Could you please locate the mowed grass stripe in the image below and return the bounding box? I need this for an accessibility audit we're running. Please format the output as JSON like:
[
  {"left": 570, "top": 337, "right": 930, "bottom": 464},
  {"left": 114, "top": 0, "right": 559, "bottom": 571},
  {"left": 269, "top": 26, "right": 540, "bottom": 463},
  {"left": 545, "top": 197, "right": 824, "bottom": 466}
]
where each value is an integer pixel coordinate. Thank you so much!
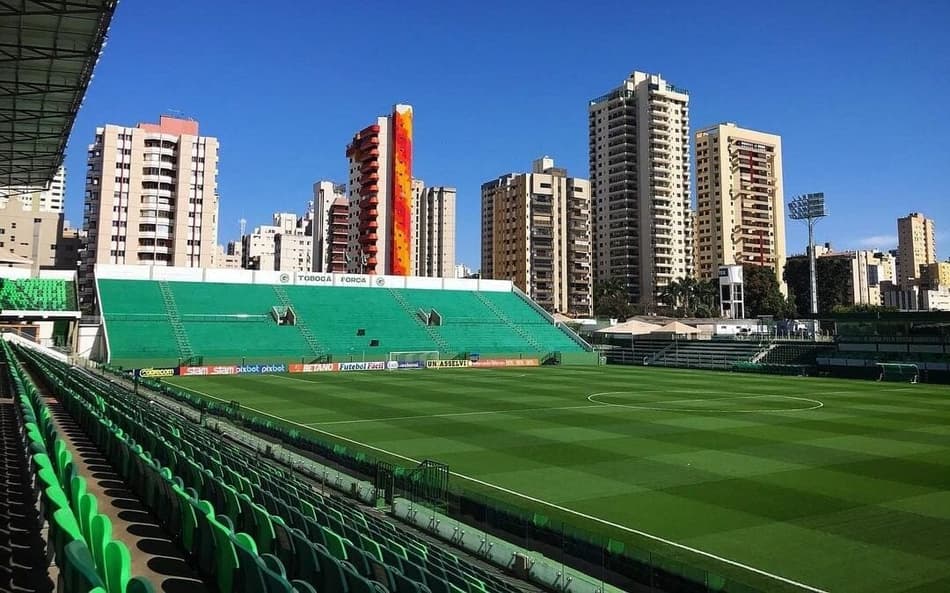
[{"left": 166, "top": 366, "right": 950, "bottom": 593}]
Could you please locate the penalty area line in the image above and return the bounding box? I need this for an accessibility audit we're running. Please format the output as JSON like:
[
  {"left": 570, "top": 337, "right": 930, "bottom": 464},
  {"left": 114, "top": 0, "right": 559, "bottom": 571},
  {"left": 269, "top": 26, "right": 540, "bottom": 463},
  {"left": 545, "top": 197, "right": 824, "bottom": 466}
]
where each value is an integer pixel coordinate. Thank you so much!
[{"left": 171, "top": 382, "right": 828, "bottom": 593}]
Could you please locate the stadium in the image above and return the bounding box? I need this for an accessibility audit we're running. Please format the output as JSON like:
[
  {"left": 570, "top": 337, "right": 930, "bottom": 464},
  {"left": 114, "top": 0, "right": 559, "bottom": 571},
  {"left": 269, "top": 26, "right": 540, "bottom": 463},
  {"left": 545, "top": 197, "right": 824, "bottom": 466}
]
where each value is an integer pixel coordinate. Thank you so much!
[
  {"left": 1, "top": 3, "right": 948, "bottom": 593},
  {"left": 2, "top": 264, "right": 949, "bottom": 593}
]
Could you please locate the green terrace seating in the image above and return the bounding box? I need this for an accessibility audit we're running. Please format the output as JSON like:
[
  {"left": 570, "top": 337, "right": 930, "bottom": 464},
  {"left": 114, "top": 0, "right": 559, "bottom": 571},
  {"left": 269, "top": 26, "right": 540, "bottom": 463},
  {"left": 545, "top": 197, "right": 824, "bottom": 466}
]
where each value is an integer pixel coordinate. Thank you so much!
[
  {"left": 758, "top": 343, "right": 833, "bottom": 366},
  {"left": 0, "top": 278, "right": 77, "bottom": 311},
  {"left": 2, "top": 342, "right": 152, "bottom": 593},
  {"left": 19, "top": 346, "right": 528, "bottom": 593},
  {"left": 98, "top": 279, "right": 586, "bottom": 366},
  {"left": 651, "top": 339, "right": 768, "bottom": 370}
]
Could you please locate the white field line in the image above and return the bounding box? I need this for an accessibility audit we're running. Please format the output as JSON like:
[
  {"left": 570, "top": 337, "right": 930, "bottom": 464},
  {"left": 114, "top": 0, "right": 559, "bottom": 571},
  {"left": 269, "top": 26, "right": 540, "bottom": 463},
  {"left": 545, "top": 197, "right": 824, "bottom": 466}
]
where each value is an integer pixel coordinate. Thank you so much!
[
  {"left": 588, "top": 392, "right": 825, "bottom": 413},
  {"left": 171, "top": 380, "right": 829, "bottom": 593},
  {"left": 307, "top": 404, "right": 604, "bottom": 426}
]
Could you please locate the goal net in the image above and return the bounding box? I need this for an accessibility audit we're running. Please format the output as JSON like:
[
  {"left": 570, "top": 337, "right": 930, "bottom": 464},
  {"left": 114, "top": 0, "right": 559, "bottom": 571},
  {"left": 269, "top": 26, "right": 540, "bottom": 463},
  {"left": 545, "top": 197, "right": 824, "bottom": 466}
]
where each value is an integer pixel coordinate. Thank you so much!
[
  {"left": 388, "top": 351, "right": 440, "bottom": 364},
  {"left": 876, "top": 362, "right": 919, "bottom": 383}
]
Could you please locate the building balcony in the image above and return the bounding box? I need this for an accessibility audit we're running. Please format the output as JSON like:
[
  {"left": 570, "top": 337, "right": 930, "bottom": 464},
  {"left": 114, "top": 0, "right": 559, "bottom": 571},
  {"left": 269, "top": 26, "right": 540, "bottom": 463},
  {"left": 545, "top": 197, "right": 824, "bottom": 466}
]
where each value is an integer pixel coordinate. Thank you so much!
[{"left": 359, "top": 184, "right": 379, "bottom": 197}]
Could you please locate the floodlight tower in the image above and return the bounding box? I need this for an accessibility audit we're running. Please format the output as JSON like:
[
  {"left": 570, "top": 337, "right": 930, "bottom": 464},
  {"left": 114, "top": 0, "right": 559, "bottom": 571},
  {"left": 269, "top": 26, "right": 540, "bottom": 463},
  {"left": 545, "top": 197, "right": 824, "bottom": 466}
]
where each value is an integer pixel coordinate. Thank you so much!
[{"left": 788, "top": 193, "right": 827, "bottom": 315}]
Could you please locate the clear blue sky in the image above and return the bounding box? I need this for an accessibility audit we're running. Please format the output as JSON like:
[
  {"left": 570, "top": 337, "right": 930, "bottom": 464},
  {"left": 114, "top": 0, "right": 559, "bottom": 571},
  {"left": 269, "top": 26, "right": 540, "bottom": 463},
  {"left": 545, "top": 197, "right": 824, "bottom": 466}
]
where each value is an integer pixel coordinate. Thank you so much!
[{"left": 64, "top": 0, "right": 950, "bottom": 268}]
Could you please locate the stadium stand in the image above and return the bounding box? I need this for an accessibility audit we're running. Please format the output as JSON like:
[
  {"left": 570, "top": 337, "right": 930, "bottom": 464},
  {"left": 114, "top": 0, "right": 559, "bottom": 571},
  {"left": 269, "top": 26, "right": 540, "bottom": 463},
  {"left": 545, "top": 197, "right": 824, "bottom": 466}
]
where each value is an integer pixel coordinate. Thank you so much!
[
  {"left": 757, "top": 342, "right": 834, "bottom": 366},
  {"left": 0, "top": 278, "right": 77, "bottom": 311},
  {"left": 15, "top": 343, "right": 539, "bottom": 593},
  {"left": 1, "top": 341, "right": 157, "bottom": 593},
  {"left": 98, "top": 279, "right": 587, "bottom": 367},
  {"left": 651, "top": 339, "right": 765, "bottom": 369}
]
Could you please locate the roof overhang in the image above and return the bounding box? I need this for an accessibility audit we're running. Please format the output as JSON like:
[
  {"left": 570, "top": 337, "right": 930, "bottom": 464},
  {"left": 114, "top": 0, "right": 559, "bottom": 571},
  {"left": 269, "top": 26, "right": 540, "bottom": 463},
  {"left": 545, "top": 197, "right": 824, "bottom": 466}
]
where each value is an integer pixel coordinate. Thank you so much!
[{"left": 0, "top": 0, "right": 118, "bottom": 187}]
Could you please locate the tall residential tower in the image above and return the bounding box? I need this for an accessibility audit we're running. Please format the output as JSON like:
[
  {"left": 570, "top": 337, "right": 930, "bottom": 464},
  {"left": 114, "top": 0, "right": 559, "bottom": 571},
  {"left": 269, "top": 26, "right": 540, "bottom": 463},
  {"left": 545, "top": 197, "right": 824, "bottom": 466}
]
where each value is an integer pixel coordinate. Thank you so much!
[
  {"left": 897, "top": 212, "right": 936, "bottom": 287},
  {"left": 694, "top": 123, "right": 785, "bottom": 286},
  {"left": 80, "top": 116, "right": 219, "bottom": 306},
  {"left": 589, "top": 71, "right": 692, "bottom": 306},
  {"left": 411, "top": 182, "right": 456, "bottom": 277},
  {"left": 345, "top": 104, "right": 413, "bottom": 275},
  {"left": 481, "top": 157, "right": 592, "bottom": 316}
]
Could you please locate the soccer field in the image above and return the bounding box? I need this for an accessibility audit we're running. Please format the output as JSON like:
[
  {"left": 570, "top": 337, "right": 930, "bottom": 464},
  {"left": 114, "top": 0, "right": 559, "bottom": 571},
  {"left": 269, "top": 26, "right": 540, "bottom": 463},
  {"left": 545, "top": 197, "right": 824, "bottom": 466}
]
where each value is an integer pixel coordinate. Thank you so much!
[{"left": 165, "top": 365, "right": 950, "bottom": 593}]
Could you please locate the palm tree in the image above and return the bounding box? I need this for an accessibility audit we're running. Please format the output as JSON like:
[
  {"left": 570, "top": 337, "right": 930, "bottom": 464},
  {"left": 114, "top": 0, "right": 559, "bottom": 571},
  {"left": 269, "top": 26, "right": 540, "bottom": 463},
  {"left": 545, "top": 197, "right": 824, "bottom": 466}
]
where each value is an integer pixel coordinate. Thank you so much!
[{"left": 658, "top": 279, "right": 684, "bottom": 314}]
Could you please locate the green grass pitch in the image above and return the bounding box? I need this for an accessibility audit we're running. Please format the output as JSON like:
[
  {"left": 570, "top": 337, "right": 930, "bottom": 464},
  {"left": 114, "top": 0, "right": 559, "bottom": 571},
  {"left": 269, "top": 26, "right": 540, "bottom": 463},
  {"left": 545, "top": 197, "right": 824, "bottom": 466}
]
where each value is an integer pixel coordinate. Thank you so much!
[{"left": 165, "top": 365, "right": 950, "bottom": 593}]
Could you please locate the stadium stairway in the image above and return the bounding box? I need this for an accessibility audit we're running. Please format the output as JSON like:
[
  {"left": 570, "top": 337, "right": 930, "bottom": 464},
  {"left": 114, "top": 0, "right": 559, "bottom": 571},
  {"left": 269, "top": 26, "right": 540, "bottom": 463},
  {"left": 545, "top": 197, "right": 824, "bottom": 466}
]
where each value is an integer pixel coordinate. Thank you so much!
[
  {"left": 388, "top": 289, "right": 450, "bottom": 352},
  {"left": 473, "top": 293, "right": 545, "bottom": 352},
  {"left": 272, "top": 286, "right": 326, "bottom": 359},
  {"left": 158, "top": 281, "right": 195, "bottom": 361},
  {"left": 17, "top": 345, "right": 538, "bottom": 593}
]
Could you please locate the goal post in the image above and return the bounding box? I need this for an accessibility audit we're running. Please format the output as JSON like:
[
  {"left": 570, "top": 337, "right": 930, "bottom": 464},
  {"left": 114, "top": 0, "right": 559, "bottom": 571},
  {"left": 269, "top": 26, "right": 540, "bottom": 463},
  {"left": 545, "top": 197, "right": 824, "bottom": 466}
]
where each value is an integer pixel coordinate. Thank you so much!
[
  {"left": 388, "top": 351, "right": 441, "bottom": 364},
  {"left": 876, "top": 362, "right": 919, "bottom": 383}
]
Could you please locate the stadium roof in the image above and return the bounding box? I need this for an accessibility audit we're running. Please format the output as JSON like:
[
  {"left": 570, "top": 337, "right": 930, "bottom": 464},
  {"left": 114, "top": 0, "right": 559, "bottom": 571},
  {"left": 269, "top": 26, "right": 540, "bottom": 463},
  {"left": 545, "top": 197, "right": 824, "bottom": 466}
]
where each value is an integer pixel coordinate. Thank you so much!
[{"left": 0, "top": 0, "right": 117, "bottom": 187}]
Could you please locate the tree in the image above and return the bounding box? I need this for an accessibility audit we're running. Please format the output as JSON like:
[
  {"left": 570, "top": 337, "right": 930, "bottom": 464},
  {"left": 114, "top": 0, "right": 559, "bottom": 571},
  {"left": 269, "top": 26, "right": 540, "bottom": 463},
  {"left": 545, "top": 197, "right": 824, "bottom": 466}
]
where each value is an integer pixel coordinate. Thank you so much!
[
  {"left": 784, "top": 256, "right": 853, "bottom": 316},
  {"left": 693, "top": 279, "right": 719, "bottom": 318},
  {"left": 658, "top": 277, "right": 719, "bottom": 317},
  {"left": 743, "top": 264, "right": 795, "bottom": 318},
  {"left": 594, "top": 278, "right": 637, "bottom": 320}
]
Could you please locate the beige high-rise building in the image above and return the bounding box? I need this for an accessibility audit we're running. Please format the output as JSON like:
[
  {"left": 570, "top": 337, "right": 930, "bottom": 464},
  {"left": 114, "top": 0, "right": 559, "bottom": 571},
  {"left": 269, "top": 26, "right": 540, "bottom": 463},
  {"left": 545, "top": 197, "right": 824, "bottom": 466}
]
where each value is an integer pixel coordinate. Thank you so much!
[
  {"left": 80, "top": 116, "right": 219, "bottom": 306},
  {"left": 695, "top": 123, "right": 786, "bottom": 287},
  {"left": 897, "top": 212, "right": 936, "bottom": 286},
  {"left": 410, "top": 182, "right": 456, "bottom": 277},
  {"left": 589, "top": 71, "right": 692, "bottom": 306},
  {"left": 481, "top": 157, "right": 592, "bottom": 316},
  {"left": 0, "top": 166, "right": 68, "bottom": 272},
  {"left": 311, "top": 180, "right": 346, "bottom": 272}
]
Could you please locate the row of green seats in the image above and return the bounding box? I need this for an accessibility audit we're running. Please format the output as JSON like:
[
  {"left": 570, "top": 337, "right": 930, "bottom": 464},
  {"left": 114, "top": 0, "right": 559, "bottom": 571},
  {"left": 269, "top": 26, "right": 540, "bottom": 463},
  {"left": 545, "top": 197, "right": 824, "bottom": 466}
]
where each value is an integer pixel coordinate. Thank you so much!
[
  {"left": 21, "top": 347, "right": 322, "bottom": 593},
  {"left": 0, "top": 278, "right": 76, "bottom": 310},
  {"left": 3, "top": 342, "right": 152, "bottom": 593},
  {"left": 119, "top": 367, "right": 520, "bottom": 593},
  {"left": 80, "top": 355, "right": 517, "bottom": 593}
]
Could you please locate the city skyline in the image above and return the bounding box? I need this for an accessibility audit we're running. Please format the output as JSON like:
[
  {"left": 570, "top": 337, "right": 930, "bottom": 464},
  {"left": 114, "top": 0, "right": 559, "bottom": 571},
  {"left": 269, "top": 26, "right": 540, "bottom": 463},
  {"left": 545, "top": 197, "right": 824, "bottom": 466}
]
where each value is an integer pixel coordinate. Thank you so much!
[{"left": 59, "top": 0, "right": 950, "bottom": 271}]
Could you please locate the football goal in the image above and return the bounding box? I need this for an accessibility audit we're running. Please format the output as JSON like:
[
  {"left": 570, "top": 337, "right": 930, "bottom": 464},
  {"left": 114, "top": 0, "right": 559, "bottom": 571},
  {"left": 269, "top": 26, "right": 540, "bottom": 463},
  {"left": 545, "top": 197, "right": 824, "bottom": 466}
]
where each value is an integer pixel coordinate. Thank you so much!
[
  {"left": 388, "top": 351, "right": 440, "bottom": 364},
  {"left": 876, "top": 362, "right": 919, "bottom": 383}
]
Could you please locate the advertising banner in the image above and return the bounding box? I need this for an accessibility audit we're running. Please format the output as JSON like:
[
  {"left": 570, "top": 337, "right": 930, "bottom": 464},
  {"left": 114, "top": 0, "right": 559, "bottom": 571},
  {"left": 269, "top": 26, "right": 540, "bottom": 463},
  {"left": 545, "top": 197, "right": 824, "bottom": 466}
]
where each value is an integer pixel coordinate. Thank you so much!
[
  {"left": 178, "top": 365, "right": 238, "bottom": 376},
  {"left": 339, "top": 361, "right": 386, "bottom": 372},
  {"left": 234, "top": 363, "right": 287, "bottom": 375},
  {"left": 397, "top": 360, "right": 425, "bottom": 370},
  {"left": 135, "top": 367, "right": 179, "bottom": 379},
  {"left": 288, "top": 363, "right": 339, "bottom": 373},
  {"left": 425, "top": 359, "right": 472, "bottom": 369},
  {"left": 294, "top": 273, "right": 334, "bottom": 286},
  {"left": 471, "top": 358, "right": 540, "bottom": 368}
]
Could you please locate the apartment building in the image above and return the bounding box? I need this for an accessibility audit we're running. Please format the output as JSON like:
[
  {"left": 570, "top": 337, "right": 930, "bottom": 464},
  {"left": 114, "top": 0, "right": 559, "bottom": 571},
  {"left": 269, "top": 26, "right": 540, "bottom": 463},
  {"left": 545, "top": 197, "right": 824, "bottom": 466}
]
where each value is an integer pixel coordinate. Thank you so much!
[
  {"left": 241, "top": 212, "right": 312, "bottom": 272},
  {"left": 311, "top": 180, "right": 346, "bottom": 272},
  {"left": 0, "top": 166, "right": 68, "bottom": 271},
  {"left": 896, "top": 212, "right": 936, "bottom": 286},
  {"left": 80, "top": 115, "right": 219, "bottom": 306},
  {"left": 481, "top": 157, "right": 592, "bottom": 316},
  {"left": 411, "top": 183, "right": 456, "bottom": 277},
  {"left": 345, "top": 104, "right": 413, "bottom": 275},
  {"left": 694, "top": 123, "right": 786, "bottom": 287},
  {"left": 324, "top": 197, "right": 349, "bottom": 272},
  {"left": 589, "top": 71, "right": 692, "bottom": 306}
]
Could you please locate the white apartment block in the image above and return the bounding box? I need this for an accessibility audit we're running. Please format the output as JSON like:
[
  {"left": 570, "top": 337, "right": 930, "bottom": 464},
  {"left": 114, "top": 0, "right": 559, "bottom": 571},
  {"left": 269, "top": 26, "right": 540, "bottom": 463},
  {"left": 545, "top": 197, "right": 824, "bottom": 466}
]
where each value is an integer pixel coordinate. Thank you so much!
[
  {"left": 80, "top": 116, "right": 219, "bottom": 307},
  {"left": 242, "top": 212, "right": 311, "bottom": 272},
  {"left": 695, "top": 123, "right": 786, "bottom": 287},
  {"left": 312, "top": 180, "right": 346, "bottom": 272},
  {"left": 0, "top": 165, "right": 65, "bottom": 213},
  {"left": 589, "top": 71, "right": 692, "bottom": 306},
  {"left": 411, "top": 182, "right": 456, "bottom": 278},
  {"left": 481, "top": 157, "right": 592, "bottom": 316}
]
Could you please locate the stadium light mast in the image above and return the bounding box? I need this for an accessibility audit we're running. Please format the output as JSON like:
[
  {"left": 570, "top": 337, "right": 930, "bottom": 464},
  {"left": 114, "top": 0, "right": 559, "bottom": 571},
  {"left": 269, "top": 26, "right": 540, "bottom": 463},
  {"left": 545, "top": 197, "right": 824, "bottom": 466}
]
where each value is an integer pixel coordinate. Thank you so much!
[{"left": 788, "top": 193, "right": 827, "bottom": 315}]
